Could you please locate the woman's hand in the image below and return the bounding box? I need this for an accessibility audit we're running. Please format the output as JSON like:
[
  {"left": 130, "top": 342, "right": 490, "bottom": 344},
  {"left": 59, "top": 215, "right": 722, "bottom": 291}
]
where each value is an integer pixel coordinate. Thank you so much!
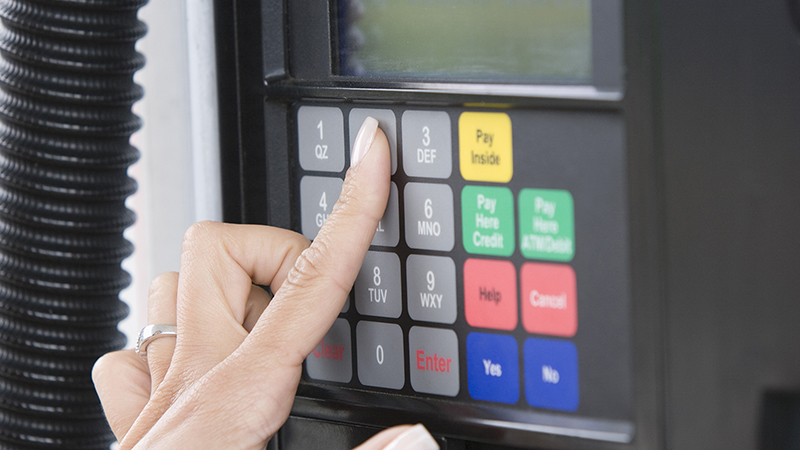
[{"left": 92, "top": 118, "right": 438, "bottom": 449}]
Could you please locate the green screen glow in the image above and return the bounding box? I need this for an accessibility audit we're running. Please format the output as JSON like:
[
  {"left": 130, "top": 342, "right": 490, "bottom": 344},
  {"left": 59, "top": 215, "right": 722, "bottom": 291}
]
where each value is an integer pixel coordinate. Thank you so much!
[{"left": 340, "top": 0, "right": 592, "bottom": 82}]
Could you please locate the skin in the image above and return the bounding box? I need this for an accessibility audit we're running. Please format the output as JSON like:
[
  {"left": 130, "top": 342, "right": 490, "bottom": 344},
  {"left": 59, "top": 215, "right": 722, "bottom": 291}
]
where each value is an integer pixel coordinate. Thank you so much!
[{"left": 92, "top": 127, "right": 411, "bottom": 449}]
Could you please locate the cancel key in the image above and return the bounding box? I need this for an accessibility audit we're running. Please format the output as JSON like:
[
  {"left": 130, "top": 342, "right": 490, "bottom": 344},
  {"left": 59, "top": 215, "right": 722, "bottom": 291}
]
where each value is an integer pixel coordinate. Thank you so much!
[{"left": 409, "top": 327, "right": 459, "bottom": 397}]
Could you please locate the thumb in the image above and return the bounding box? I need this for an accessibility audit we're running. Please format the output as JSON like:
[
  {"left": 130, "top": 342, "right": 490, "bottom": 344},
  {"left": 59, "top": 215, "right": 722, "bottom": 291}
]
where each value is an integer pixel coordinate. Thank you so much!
[{"left": 354, "top": 424, "right": 439, "bottom": 450}]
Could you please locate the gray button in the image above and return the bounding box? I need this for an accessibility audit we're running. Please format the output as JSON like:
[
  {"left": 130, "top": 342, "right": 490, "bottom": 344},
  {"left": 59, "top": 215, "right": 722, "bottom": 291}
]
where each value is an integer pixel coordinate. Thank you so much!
[
  {"left": 404, "top": 182, "right": 455, "bottom": 251},
  {"left": 354, "top": 251, "right": 402, "bottom": 318},
  {"left": 298, "top": 106, "right": 345, "bottom": 172},
  {"left": 300, "top": 176, "right": 343, "bottom": 240},
  {"left": 342, "top": 296, "right": 350, "bottom": 313},
  {"left": 372, "top": 182, "right": 399, "bottom": 247},
  {"left": 349, "top": 108, "right": 397, "bottom": 175},
  {"left": 402, "top": 111, "right": 452, "bottom": 178},
  {"left": 306, "top": 318, "right": 352, "bottom": 383},
  {"left": 356, "top": 321, "right": 405, "bottom": 390},
  {"left": 406, "top": 255, "right": 457, "bottom": 324},
  {"left": 409, "top": 326, "right": 459, "bottom": 397}
]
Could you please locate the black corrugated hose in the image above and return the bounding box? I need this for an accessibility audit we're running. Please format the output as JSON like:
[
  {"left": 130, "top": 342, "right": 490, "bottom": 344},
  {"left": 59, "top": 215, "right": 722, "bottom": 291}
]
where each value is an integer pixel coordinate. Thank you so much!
[{"left": 0, "top": 0, "right": 147, "bottom": 448}]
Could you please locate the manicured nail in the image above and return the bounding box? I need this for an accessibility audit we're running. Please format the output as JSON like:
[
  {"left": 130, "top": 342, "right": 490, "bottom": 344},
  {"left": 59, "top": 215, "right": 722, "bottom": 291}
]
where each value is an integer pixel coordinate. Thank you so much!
[
  {"left": 351, "top": 116, "right": 379, "bottom": 167},
  {"left": 383, "top": 424, "right": 439, "bottom": 450}
]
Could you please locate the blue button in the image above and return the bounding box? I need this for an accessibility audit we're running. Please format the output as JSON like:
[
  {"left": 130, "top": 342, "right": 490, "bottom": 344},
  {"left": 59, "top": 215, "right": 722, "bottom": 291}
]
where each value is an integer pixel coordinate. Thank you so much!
[
  {"left": 467, "top": 332, "right": 519, "bottom": 404},
  {"left": 523, "top": 338, "right": 579, "bottom": 411}
]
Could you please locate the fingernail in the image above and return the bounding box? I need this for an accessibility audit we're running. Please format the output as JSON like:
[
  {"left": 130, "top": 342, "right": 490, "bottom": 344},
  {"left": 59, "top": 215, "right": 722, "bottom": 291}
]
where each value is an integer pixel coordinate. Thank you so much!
[
  {"left": 383, "top": 424, "right": 439, "bottom": 450},
  {"left": 351, "top": 116, "right": 379, "bottom": 167}
]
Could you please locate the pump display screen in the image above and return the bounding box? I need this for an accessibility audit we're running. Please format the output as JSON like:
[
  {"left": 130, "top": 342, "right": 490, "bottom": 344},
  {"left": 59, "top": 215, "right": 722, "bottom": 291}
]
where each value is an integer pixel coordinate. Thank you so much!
[{"left": 338, "top": 0, "right": 592, "bottom": 82}]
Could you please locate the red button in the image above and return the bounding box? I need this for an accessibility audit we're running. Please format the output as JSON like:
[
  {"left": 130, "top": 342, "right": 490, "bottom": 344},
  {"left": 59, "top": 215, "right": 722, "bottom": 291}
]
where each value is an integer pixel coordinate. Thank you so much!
[
  {"left": 520, "top": 263, "right": 577, "bottom": 337},
  {"left": 464, "top": 259, "right": 518, "bottom": 330}
]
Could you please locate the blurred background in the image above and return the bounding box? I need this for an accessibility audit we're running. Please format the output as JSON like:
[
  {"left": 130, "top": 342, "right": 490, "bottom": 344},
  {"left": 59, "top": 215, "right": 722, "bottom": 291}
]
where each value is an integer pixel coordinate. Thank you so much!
[{"left": 120, "top": 0, "right": 220, "bottom": 345}]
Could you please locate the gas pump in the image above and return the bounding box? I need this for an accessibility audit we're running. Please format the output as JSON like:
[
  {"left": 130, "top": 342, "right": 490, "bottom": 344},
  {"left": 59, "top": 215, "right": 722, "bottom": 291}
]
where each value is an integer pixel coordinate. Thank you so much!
[{"left": 209, "top": 0, "right": 800, "bottom": 449}]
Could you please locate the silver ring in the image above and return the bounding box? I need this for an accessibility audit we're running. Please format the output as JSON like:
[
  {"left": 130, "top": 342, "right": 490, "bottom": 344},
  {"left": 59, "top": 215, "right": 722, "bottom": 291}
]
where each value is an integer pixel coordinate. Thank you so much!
[{"left": 135, "top": 324, "right": 177, "bottom": 361}]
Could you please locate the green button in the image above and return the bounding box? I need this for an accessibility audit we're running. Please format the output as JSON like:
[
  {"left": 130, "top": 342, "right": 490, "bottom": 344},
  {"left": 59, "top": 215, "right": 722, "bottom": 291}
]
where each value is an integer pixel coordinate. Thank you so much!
[
  {"left": 461, "top": 186, "right": 515, "bottom": 256},
  {"left": 519, "top": 189, "right": 575, "bottom": 261}
]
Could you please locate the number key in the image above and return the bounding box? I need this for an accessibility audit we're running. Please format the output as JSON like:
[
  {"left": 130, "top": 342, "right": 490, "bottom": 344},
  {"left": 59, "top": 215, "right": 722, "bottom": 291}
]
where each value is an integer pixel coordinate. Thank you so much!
[
  {"left": 349, "top": 108, "right": 398, "bottom": 175},
  {"left": 300, "top": 176, "right": 343, "bottom": 240},
  {"left": 406, "top": 255, "right": 457, "bottom": 324},
  {"left": 354, "top": 251, "right": 402, "bottom": 318},
  {"left": 404, "top": 182, "right": 455, "bottom": 251},
  {"left": 356, "top": 321, "right": 405, "bottom": 389},
  {"left": 402, "top": 110, "right": 452, "bottom": 178},
  {"left": 298, "top": 106, "right": 345, "bottom": 172}
]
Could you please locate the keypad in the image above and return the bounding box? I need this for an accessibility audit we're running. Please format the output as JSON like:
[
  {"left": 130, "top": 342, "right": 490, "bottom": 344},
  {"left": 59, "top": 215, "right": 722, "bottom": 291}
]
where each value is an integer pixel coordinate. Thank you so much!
[{"left": 298, "top": 105, "right": 582, "bottom": 412}]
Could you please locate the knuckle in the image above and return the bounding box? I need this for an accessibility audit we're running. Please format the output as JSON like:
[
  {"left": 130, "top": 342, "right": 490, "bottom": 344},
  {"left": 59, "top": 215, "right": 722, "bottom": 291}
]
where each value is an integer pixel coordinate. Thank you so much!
[
  {"left": 286, "top": 245, "right": 326, "bottom": 289},
  {"left": 287, "top": 230, "right": 311, "bottom": 253},
  {"left": 181, "top": 221, "right": 223, "bottom": 253},
  {"left": 91, "top": 354, "right": 109, "bottom": 384},
  {"left": 148, "top": 272, "right": 178, "bottom": 298},
  {"left": 92, "top": 351, "right": 124, "bottom": 384},
  {"left": 286, "top": 243, "right": 350, "bottom": 297}
]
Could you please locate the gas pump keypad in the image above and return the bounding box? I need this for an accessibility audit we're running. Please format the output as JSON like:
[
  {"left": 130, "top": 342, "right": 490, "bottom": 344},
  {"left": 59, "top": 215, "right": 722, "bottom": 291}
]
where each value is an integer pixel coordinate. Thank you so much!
[{"left": 296, "top": 105, "right": 626, "bottom": 416}]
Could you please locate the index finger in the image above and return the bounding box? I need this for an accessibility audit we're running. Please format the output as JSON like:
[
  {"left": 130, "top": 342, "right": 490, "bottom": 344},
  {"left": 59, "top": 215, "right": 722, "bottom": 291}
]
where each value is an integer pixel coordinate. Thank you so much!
[{"left": 249, "top": 116, "right": 390, "bottom": 365}]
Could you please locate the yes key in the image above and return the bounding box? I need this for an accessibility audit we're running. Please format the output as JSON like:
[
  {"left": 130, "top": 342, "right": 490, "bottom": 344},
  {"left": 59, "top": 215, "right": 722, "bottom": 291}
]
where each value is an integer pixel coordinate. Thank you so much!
[{"left": 467, "top": 332, "right": 520, "bottom": 404}]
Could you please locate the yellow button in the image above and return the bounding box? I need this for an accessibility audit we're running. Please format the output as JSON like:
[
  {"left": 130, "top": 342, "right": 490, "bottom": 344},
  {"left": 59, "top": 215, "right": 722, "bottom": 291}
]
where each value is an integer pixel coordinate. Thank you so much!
[{"left": 459, "top": 112, "right": 513, "bottom": 183}]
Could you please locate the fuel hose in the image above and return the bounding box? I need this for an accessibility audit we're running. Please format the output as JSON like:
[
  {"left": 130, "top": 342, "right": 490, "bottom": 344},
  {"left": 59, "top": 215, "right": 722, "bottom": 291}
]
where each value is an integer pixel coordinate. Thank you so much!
[{"left": 0, "top": 0, "right": 147, "bottom": 448}]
